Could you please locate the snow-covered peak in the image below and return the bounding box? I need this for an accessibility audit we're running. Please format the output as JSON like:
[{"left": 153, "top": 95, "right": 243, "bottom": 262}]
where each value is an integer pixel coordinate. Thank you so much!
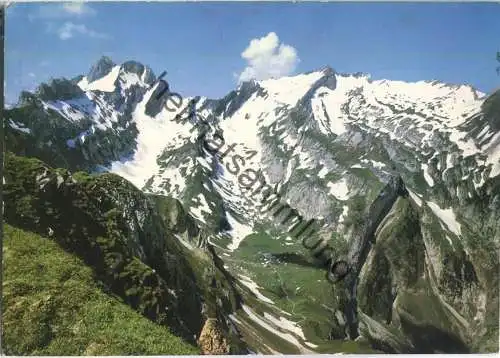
[
  {"left": 245, "top": 65, "right": 485, "bottom": 118},
  {"left": 120, "top": 60, "right": 156, "bottom": 86},
  {"left": 78, "top": 65, "right": 121, "bottom": 92},
  {"left": 86, "top": 56, "right": 115, "bottom": 83},
  {"left": 257, "top": 68, "right": 334, "bottom": 106},
  {"left": 78, "top": 57, "right": 156, "bottom": 93}
]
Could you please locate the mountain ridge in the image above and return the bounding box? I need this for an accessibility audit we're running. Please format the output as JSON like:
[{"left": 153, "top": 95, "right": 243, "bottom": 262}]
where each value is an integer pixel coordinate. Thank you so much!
[{"left": 4, "top": 56, "right": 499, "bottom": 354}]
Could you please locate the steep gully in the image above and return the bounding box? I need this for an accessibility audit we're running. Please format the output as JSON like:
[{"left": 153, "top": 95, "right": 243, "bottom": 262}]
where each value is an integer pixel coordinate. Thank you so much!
[{"left": 342, "top": 174, "right": 410, "bottom": 339}]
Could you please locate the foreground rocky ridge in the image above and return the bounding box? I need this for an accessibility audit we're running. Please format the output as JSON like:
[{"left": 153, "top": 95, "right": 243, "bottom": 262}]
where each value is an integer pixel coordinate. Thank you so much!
[{"left": 3, "top": 152, "right": 248, "bottom": 354}]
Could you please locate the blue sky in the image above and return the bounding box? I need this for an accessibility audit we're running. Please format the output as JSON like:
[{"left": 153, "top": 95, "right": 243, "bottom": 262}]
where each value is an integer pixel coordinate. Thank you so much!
[{"left": 6, "top": 2, "right": 500, "bottom": 105}]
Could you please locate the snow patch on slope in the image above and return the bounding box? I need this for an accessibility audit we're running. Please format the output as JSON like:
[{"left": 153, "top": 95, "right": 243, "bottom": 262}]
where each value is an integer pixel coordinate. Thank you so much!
[
  {"left": 427, "top": 201, "right": 462, "bottom": 236},
  {"left": 481, "top": 131, "right": 500, "bottom": 178},
  {"left": 327, "top": 177, "right": 350, "bottom": 200},
  {"left": 259, "top": 71, "right": 325, "bottom": 106},
  {"left": 240, "top": 305, "right": 313, "bottom": 353},
  {"left": 226, "top": 212, "right": 254, "bottom": 251},
  {"left": 262, "top": 312, "right": 318, "bottom": 348},
  {"left": 238, "top": 274, "right": 275, "bottom": 304},
  {"left": 421, "top": 163, "right": 435, "bottom": 187},
  {"left": 78, "top": 65, "right": 121, "bottom": 92},
  {"left": 311, "top": 74, "right": 368, "bottom": 136},
  {"left": 408, "top": 189, "right": 423, "bottom": 207},
  {"left": 190, "top": 193, "right": 212, "bottom": 224},
  {"left": 8, "top": 119, "right": 31, "bottom": 134},
  {"left": 109, "top": 86, "right": 194, "bottom": 189}
]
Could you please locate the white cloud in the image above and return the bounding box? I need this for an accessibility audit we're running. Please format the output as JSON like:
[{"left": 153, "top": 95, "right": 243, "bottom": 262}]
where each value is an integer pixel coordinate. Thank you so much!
[
  {"left": 29, "top": 2, "right": 96, "bottom": 21},
  {"left": 28, "top": 72, "right": 36, "bottom": 78},
  {"left": 237, "top": 32, "right": 300, "bottom": 83},
  {"left": 61, "top": 2, "right": 96, "bottom": 16},
  {"left": 58, "top": 22, "right": 109, "bottom": 40}
]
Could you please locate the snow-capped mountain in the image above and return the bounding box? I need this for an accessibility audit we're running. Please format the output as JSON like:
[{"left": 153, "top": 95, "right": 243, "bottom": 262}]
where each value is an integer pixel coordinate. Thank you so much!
[
  {"left": 6, "top": 56, "right": 156, "bottom": 172},
  {"left": 117, "top": 65, "right": 498, "bottom": 249},
  {"left": 6, "top": 56, "right": 499, "bottom": 353}
]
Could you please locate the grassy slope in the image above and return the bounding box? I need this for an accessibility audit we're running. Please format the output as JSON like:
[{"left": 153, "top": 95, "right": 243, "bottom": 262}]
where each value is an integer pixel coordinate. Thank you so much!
[{"left": 2, "top": 224, "right": 200, "bottom": 355}]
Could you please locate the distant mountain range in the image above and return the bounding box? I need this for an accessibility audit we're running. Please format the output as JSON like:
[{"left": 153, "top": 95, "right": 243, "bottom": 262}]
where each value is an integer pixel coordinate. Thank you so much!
[{"left": 4, "top": 55, "right": 499, "bottom": 354}]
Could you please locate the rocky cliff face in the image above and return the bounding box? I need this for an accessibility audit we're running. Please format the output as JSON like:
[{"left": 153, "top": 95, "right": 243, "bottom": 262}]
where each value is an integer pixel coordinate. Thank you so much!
[
  {"left": 198, "top": 318, "right": 230, "bottom": 354},
  {"left": 4, "top": 56, "right": 499, "bottom": 354},
  {"left": 86, "top": 56, "right": 116, "bottom": 83}
]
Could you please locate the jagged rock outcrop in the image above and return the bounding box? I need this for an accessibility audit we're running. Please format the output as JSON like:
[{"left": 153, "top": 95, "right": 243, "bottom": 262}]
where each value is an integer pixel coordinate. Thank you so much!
[
  {"left": 481, "top": 89, "right": 500, "bottom": 131},
  {"left": 214, "top": 80, "right": 266, "bottom": 119},
  {"left": 36, "top": 78, "right": 85, "bottom": 101},
  {"left": 122, "top": 60, "right": 156, "bottom": 85},
  {"left": 198, "top": 318, "right": 230, "bottom": 355},
  {"left": 87, "top": 56, "right": 115, "bottom": 83}
]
